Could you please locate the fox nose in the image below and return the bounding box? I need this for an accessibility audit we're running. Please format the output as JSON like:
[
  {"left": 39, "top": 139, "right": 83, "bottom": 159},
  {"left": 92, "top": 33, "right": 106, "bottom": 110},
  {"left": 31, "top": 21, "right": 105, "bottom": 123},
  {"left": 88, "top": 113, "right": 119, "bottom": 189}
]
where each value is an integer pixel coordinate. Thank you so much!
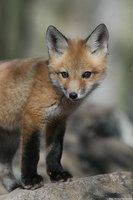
[{"left": 69, "top": 92, "right": 78, "bottom": 100}]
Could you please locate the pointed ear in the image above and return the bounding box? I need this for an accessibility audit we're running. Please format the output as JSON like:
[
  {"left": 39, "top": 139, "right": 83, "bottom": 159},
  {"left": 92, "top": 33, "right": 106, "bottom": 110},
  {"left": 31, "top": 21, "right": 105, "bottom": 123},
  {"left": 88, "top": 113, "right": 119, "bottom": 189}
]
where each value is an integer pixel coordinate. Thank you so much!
[
  {"left": 46, "top": 25, "right": 68, "bottom": 56},
  {"left": 86, "top": 24, "right": 109, "bottom": 55}
]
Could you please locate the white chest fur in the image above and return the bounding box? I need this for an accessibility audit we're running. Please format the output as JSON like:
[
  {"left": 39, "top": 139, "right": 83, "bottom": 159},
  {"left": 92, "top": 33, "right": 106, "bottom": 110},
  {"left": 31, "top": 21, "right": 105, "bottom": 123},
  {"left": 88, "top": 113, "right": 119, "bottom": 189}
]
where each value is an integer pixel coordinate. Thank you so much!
[
  {"left": 45, "top": 104, "right": 62, "bottom": 119},
  {"left": 45, "top": 98, "right": 81, "bottom": 120}
]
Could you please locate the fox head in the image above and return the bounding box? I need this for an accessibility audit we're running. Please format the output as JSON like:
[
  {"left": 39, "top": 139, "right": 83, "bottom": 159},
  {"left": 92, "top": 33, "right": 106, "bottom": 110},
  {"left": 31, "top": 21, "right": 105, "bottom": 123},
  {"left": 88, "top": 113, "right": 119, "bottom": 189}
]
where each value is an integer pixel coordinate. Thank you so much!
[{"left": 46, "top": 24, "right": 109, "bottom": 101}]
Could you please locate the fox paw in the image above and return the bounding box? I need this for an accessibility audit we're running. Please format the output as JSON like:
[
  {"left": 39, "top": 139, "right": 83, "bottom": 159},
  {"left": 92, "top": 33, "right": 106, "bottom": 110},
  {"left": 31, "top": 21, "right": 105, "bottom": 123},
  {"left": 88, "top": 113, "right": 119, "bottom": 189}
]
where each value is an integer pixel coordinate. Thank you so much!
[
  {"left": 49, "top": 171, "right": 72, "bottom": 182},
  {"left": 21, "top": 175, "right": 43, "bottom": 190}
]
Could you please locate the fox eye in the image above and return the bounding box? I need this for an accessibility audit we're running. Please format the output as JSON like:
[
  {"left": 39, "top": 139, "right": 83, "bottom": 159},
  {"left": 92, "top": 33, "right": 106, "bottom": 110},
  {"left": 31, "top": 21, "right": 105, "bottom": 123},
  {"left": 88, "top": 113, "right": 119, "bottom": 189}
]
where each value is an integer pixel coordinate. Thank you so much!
[
  {"left": 60, "top": 71, "right": 69, "bottom": 78},
  {"left": 82, "top": 71, "right": 92, "bottom": 79}
]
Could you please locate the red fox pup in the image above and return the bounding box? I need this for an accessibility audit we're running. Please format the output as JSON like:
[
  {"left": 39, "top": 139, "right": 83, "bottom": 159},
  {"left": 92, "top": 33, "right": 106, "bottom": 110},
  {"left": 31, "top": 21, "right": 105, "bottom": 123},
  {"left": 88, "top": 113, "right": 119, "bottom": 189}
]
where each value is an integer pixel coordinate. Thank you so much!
[{"left": 0, "top": 24, "right": 109, "bottom": 191}]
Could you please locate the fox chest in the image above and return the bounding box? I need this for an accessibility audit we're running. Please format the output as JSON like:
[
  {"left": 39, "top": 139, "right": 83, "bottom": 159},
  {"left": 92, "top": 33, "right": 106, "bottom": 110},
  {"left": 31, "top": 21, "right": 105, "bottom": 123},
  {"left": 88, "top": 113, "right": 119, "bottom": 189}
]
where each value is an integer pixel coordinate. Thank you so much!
[{"left": 44, "top": 101, "right": 78, "bottom": 120}]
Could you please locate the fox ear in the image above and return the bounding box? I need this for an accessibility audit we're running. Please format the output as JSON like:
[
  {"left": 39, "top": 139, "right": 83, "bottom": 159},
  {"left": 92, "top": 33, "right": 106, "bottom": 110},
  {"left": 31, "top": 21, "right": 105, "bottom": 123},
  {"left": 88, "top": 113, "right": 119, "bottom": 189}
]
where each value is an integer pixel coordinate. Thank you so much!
[
  {"left": 86, "top": 24, "right": 109, "bottom": 55},
  {"left": 46, "top": 26, "right": 68, "bottom": 56}
]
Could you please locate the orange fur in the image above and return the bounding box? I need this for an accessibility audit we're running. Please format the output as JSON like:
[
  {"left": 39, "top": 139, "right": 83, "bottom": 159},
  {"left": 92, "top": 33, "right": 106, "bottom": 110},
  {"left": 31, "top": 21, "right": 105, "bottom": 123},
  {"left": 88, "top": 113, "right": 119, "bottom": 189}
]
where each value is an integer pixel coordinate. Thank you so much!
[
  {"left": 0, "top": 39, "right": 107, "bottom": 135},
  {"left": 0, "top": 24, "right": 109, "bottom": 189}
]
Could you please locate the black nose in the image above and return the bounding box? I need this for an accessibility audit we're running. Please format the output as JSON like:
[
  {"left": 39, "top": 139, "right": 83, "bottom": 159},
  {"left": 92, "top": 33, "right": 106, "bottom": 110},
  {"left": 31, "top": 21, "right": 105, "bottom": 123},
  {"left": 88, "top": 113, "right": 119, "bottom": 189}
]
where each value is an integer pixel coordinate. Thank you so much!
[{"left": 69, "top": 92, "right": 78, "bottom": 100}]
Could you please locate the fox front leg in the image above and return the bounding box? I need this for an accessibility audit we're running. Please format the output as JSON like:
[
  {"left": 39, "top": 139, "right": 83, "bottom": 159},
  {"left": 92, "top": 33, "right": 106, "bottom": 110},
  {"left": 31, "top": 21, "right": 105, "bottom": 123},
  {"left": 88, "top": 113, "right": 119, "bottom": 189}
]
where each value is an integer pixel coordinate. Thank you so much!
[
  {"left": 45, "top": 121, "right": 72, "bottom": 182},
  {"left": 21, "top": 125, "right": 43, "bottom": 189}
]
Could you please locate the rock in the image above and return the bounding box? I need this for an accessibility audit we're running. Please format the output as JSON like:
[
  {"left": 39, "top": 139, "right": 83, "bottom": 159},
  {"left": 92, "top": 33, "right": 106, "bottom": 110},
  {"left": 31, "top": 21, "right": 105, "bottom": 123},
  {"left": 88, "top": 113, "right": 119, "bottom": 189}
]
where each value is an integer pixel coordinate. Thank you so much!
[{"left": 0, "top": 171, "right": 133, "bottom": 200}]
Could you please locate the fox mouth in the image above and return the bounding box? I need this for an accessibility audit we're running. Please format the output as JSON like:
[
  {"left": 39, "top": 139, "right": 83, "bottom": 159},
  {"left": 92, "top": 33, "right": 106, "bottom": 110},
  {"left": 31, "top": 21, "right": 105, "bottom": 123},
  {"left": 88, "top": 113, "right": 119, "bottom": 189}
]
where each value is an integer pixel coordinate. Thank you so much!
[{"left": 68, "top": 98, "right": 79, "bottom": 102}]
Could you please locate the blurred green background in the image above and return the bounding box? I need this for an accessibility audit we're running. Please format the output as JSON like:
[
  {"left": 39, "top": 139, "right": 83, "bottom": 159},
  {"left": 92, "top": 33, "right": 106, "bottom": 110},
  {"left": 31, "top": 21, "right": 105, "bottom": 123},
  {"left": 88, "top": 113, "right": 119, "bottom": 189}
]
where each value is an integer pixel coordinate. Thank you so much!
[{"left": 0, "top": 0, "right": 133, "bottom": 119}]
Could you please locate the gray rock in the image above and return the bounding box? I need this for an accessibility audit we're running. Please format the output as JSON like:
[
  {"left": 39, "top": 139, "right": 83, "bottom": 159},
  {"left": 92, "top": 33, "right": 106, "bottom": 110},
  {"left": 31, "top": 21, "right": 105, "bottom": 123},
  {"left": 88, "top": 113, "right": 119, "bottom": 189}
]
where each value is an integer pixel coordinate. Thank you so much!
[{"left": 0, "top": 171, "right": 133, "bottom": 200}]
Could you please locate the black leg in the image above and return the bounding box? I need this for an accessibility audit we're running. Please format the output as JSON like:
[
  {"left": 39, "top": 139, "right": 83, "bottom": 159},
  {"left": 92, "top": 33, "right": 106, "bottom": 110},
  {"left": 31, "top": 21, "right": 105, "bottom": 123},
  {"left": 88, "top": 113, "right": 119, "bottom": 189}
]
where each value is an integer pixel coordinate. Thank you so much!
[
  {"left": 21, "top": 129, "right": 43, "bottom": 189},
  {"left": 45, "top": 122, "right": 72, "bottom": 182}
]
